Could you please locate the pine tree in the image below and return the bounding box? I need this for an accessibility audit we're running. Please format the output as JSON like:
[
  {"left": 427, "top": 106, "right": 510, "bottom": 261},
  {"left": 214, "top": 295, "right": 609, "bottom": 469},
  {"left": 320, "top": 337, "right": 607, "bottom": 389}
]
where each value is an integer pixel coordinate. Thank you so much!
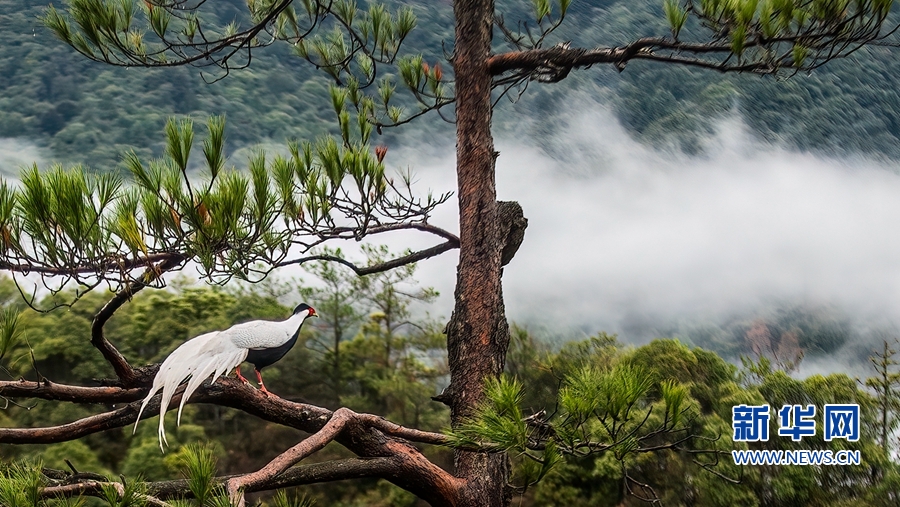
[{"left": 2, "top": 0, "right": 898, "bottom": 505}]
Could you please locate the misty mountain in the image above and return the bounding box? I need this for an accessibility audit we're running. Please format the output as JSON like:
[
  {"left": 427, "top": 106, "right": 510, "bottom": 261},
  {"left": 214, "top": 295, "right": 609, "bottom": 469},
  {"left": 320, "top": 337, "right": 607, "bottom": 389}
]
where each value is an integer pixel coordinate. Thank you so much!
[{"left": 3, "top": 0, "right": 900, "bottom": 169}]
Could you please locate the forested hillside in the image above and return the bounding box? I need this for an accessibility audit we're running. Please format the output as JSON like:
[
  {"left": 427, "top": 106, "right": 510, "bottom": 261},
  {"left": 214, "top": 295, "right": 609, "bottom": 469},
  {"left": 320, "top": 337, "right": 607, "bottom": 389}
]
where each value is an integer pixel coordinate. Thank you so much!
[
  {"left": 1, "top": 268, "right": 898, "bottom": 506},
  {"left": 3, "top": 0, "right": 900, "bottom": 505},
  {"left": 3, "top": 0, "right": 900, "bottom": 171}
]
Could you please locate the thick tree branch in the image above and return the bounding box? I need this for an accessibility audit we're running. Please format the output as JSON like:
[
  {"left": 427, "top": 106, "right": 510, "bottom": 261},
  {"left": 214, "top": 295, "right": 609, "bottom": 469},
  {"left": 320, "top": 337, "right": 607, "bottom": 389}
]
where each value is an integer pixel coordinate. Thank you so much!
[
  {"left": 148, "top": 457, "right": 398, "bottom": 498},
  {"left": 42, "top": 457, "right": 433, "bottom": 504},
  {"left": 487, "top": 38, "right": 773, "bottom": 79},
  {"left": 222, "top": 407, "right": 452, "bottom": 505},
  {"left": 0, "top": 379, "right": 323, "bottom": 445},
  {"left": 226, "top": 407, "right": 355, "bottom": 506},
  {"left": 0, "top": 397, "right": 151, "bottom": 444},
  {"left": 7, "top": 378, "right": 461, "bottom": 505},
  {"left": 42, "top": 481, "right": 171, "bottom": 507},
  {"left": 90, "top": 254, "right": 185, "bottom": 386},
  {"left": 0, "top": 252, "right": 178, "bottom": 276},
  {"left": 0, "top": 379, "right": 144, "bottom": 404},
  {"left": 488, "top": 42, "right": 644, "bottom": 76},
  {"left": 487, "top": 29, "right": 894, "bottom": 80},
  {"left": 0, "top": 379, "right": 449, "bottom": 447}
]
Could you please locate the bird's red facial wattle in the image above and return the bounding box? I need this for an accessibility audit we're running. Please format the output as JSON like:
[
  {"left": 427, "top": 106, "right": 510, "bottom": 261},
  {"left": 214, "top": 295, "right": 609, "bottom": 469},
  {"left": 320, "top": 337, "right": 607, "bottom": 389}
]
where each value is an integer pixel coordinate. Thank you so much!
[{"left": 308, "top": 307, "right": 317, "bottom": 317}]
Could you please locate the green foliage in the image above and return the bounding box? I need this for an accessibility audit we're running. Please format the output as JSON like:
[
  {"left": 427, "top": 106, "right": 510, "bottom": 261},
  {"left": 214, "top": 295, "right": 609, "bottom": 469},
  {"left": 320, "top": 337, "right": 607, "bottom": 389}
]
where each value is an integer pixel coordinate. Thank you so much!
[
  {"left": 0, "top": 109, "right": 447, "bottom": 296},
  {"left": 448, "top": 376, "right": 526, "bottom": 450},
  {"left": 99, "top": 478, "right": 149, "bottom": 507},
  {"left": 3, "top": 0, "right": 900, "bottom": 171},
  {"left": 0, "top": 461, "right": 44, "bottom": 507},
  {"left": 0, "top": 304, "right": 21, "bottom": 362},
  {"left": 177, "top": 443, "right": 227, "bottom": 506},
  {"left": 1, "top": 279, "right": 899, "bottom": 506},
  {"left": 0, "top": 249, "right": 448, "bottom": 506},
  {"left": 267, "top": 490, "right": 316, "bottom": 507},
  {"left": 489, "top": 329, "right": 899, "bottom": 506},
  {"left": 451, "top": 350, "right": 705, "bottom": 497},
  {"left": 663, "top": 0, "right": 688, "bottom": 37}
]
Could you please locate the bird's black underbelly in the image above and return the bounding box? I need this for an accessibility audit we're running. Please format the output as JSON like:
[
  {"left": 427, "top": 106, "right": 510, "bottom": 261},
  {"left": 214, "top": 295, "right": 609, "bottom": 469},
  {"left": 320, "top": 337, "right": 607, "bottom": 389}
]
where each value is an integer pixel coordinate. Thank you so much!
[{"left": 245, "top": 331, "right": 299, "bottom": 370}]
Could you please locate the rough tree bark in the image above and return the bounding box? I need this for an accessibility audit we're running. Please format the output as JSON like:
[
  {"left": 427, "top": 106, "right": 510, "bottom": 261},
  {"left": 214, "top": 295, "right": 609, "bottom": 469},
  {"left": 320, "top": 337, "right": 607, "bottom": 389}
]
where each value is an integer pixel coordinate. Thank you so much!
[{"left": 443, "top": 0, "right": 515, "bottom": 505}]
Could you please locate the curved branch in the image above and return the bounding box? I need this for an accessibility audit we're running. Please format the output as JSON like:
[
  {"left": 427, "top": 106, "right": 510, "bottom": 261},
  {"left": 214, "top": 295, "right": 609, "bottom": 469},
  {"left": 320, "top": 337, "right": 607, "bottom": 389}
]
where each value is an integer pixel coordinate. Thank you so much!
[
  {"left": 42, "top": 481, "right": 170, "bottom": 507},
  {"left": 0, "top": 252, "right": 178, "bottom": 276},
  {"left": 223, "top": 408, "right": 452, "bottom": 497},
  {"left": 275, "top": 239, "right": 458, "bottom": 275},
  {"left": 0, "top": 377, "right": 447, "bottom": 446},
  {"left": 91, "top": 254, "right": 185, "bottom": 386},
  {"left": 366, "top": 222, "right": 460, "bottom": 243},
  {"left": 226, "top": 407, "right": 355, "bottom": 505},
  {"left": 226, "top": 407, "right": 455, "bottom": 507},
  {"left": 153, "top": 457, "right": 397, "bottom": 498},
  {"left": 9, "top": 379, "right": 460, "bottom": 506},
  {"left": 41, "top": 458, "right": 395, "bottom": 502}
]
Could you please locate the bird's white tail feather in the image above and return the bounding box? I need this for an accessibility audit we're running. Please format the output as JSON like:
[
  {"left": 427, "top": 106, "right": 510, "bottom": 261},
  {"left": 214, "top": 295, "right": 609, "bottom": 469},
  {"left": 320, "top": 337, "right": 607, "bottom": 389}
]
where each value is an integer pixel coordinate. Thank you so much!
[
  {"left": 134, "top": 334, "right": 213, "bottom": 435},
  {"left": 133, "top": 331, "right": 246, "bottom": 451},
  {"left": 176, "top": 348, "right": 246, "bottom": 425}
]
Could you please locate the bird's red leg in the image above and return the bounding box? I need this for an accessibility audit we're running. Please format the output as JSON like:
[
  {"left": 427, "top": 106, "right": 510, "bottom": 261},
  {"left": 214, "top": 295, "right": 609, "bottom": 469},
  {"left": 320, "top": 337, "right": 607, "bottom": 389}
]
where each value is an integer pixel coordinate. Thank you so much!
[
  {"left": 234, "top": 366, "right": 249, "bottom": 384},
  {"left": 255, "top": 369, "right": 274, "bottom": 397}
]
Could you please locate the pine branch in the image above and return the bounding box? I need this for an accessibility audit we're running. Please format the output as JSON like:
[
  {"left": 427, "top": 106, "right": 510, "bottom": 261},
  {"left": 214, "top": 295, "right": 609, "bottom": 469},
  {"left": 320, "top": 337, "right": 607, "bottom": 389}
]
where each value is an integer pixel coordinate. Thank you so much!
[
  {"left": 0, "top": 378, "right": 450, "bottom": 446},
  {"left": 0, "top": 379, "right": 143, "bottom": 404},
  {"left": 275, "top": 240, "right": 458, "bottom": 276},
  {"left": 91, "top": 254, "right": 185, "bottom": 386},
  {"left": 41, "top": 481, "right": 171, "bottom": 507},
  {"left": 149, "top": 457, "right": 397, "bottom": 497},
  {"left": 41, "top": 456, "right": 455, "bottom": 505},
  {"left": 10, "top": 379, "right": 459, "bottom": 506}
]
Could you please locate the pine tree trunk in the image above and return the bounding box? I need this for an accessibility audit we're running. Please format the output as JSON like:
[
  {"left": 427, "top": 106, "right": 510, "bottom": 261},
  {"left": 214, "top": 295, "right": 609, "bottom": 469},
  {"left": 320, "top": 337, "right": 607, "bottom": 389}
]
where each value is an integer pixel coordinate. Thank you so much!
[{"left": 445, "top": 1, "right": 512, "bottom": 505}]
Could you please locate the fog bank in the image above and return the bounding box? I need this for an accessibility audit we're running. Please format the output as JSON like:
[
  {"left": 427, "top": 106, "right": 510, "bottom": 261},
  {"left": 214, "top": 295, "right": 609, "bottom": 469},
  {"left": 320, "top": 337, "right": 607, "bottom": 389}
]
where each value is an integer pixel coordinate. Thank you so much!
[{"left": 386, "top": 103, "right": 900, "bottom": 370}]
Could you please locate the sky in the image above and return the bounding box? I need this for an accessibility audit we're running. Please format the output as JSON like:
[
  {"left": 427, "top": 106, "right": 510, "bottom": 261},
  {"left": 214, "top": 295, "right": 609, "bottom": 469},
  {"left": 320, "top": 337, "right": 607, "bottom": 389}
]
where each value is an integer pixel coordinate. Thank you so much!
[{"left": 371, "top": 100, "right": 900, "bottom": 372}]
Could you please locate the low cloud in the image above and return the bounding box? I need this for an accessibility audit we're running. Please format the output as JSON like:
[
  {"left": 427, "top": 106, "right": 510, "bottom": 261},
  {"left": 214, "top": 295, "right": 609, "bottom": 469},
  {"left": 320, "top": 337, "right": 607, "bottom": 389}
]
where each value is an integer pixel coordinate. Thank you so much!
[
  {"left": 0, "top": 138, "right": 48, "bottom": 177},
  {"left": 384, "top": 101, "right": 900, "bottom": 372}
]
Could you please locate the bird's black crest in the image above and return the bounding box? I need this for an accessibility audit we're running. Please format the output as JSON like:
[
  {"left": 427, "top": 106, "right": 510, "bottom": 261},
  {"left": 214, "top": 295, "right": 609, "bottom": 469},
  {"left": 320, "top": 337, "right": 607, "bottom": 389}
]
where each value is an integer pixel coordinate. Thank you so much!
[{"left": 293, "top": 303, "right": 313, "bottom": 315}]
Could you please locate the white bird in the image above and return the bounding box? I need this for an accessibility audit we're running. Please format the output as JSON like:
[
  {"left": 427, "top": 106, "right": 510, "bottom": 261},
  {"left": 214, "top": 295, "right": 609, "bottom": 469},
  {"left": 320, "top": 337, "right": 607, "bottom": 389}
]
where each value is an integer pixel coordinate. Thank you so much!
[{"left": 134, "top": 303, "right": 317, "bottom": 450}]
